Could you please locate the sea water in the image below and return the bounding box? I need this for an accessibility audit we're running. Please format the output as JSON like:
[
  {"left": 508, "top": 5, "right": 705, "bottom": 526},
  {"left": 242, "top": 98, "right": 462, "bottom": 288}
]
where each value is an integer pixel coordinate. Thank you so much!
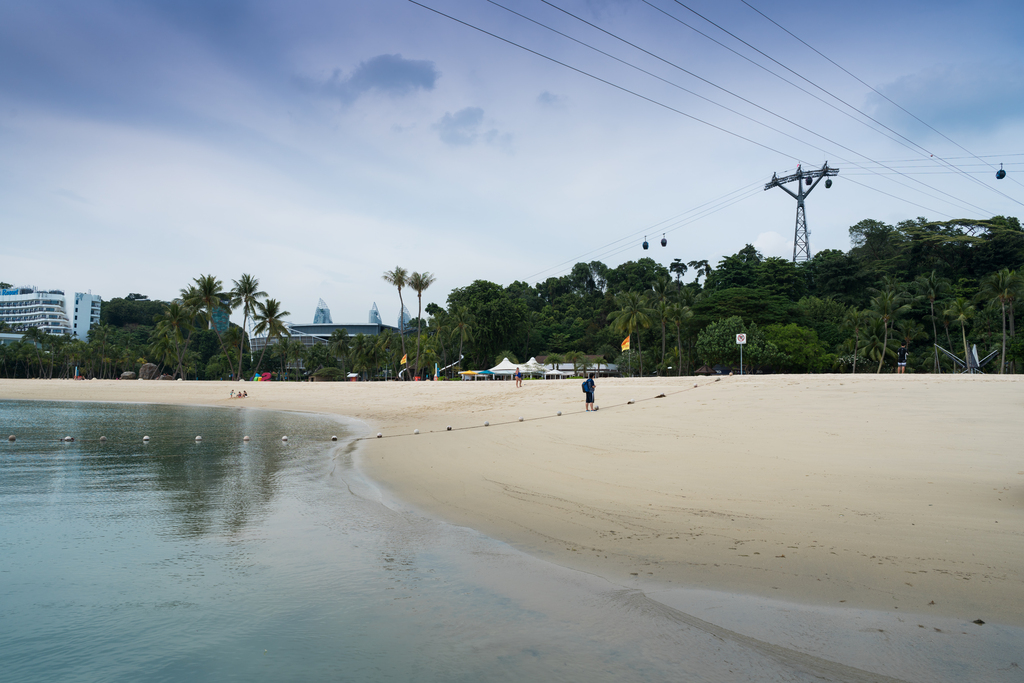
[{"left": 1, "top": 400, "right": 1020, "bottom": 683}]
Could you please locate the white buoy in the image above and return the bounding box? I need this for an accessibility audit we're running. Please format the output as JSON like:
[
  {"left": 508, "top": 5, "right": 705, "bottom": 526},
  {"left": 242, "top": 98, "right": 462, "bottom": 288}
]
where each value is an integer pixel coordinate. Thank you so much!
[
  {"left": 376, "top": 433, "right": 383, "bottom": 438},
  {"left": 282, "top": 436, "right": 288, "bottom": 442},
  {"left": 518, "top": 417, "right": 524, "bottom": 422},
  {"left": 195, "top": 436, "right": 202, "bottom": 442},
  {"left": 627, "top": 399, "right": 634, "bottom": 404},
  {"left": 99, "top": 436, "right": 107, "bottom": 442},
  {"left": 413, "top": 429, "right": 420, "bottom": 435},
  {"left": 243, "top": 436, "right": 250, "bottom": 442},
  {"left": 331, "top": 436, "right": 338, "bottom": 441},
  {"left": 693, "top": 384, "right": 698, "bottom": 388},
  {"left": 557, "top": 411, "right": 562, "bottom": 416},
  {"left": 64, "top": 436, "right": 73, "bottom": 442},
  {"left": 594, "top": 406, "right": 599, "bottom": 411},
  {"left": 446, "top": 425, "right": 452, "bottom": 431},
  {"left": 484, "top": 421, "right": 490, "bottom": 427},
  {"left": 7, "top": 435, "right": 14, "bottom": 442},
  {"left": 143, "top": 436, "right": 150, "bottom": 442}
]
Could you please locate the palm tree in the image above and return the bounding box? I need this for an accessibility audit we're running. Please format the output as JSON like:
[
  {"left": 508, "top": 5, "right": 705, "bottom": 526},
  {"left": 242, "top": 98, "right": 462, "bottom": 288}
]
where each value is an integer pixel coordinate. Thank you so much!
[
  {"left": 449, "top": 306, "right": 474, "bottom": 373},
  {"left": 382, "top": 267, "right": 409, "bottom": 375},
  {"left": 252, "top": 298, "right": 291, "bottom": 373},
  {"left": 230, "top": 274, "right": 266, "bottom": 381},
  {"left": 978, "top": 268, "right": 1024, "bottom": 374},
  {"left": 650, "top": 277, "right": 672, "bottom": 368},
  {"left": 945, "top": 297, "right": 975, "bottom": 364},
  {"left": 914, "top": 271, "right": 951, "bottom": 373},
  {"left": 153, "top": 301, "right": 196, "bottom": 379},
  {"left": 21, "top": 326, "right": 47, "bottom": 377},
  {"left": 608, "top": 291, "right": 653, "bottom": 375},
  {"left": 869, "top": 288, "right": 910, "bottom": 373},
  {"left": 184, "top": 275, "right": 233, "bottom": 361},
  {"left": 840, "top": 308, "right": 869, "bottom": 374},
  {"left": 544, "top": 352, "right": 564, "bottom": 372},
  {"left": 328, "top": 328, "right": 351, "bottom": 377},
  {"left": 563, "top": 350, "right": 586, "bottom": 376},
  {"left": 667, "top": 302, "right": 693, "bottom": 376},
  {"left": 408, "top": 271, "right": 436, "bottom": 379}
]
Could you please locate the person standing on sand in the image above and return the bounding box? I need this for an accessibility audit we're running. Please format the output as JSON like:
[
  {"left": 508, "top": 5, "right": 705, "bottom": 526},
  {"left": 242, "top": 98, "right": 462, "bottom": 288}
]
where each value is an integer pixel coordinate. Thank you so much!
[
  {"left": 514, "top": 367, "right": 523, "bottom": 388},
  {"left": 584, "top": 373, "right": 596, "bottom": 411},
  {"left": 897, "top": 342, "right": 908, "bottom": 374}
]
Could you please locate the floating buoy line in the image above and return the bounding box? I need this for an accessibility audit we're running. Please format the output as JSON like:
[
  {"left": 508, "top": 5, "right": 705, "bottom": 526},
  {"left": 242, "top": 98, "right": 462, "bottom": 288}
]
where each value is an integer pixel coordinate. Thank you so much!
[
  {"left": 360, "top": 382, "right": 718, "bottom": 442},
  {"left": 2, "top": 382, "right": 726, "bottom": 447}
]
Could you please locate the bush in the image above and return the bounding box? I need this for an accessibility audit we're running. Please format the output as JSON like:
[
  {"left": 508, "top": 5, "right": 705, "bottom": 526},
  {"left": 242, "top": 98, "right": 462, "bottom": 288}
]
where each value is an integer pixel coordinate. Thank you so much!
[{"left": 310, "top": 367, "right": 346, "bottom": 382}]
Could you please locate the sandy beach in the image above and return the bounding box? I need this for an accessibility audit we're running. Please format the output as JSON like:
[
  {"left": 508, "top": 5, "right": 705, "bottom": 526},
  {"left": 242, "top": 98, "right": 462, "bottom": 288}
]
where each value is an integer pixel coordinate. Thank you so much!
[{"left": 2, "top": 374, "right": 1021, "bottom": 628}]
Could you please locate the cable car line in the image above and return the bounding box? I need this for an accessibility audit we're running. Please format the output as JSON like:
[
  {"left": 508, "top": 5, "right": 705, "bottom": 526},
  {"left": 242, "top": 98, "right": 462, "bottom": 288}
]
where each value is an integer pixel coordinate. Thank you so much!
[
  {"left": 407, "top": 0, "right": 791, "bottom": 158},
  {"left": 655, "top": 0, "right": 1024, "bottom": 206},
  {"left": 533, "top": 0, "right": 998, "bottom": 214}
]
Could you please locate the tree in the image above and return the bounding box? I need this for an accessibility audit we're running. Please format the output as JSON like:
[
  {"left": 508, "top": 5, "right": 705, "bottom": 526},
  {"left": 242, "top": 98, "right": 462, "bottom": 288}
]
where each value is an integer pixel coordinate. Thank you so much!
[
  {"left": 607, "top": 291, "right": 653, "bottom": 375},
  {"left": 252, "top": 298, "right": 291, "bottom": 373},
  {"left": 230, "top": 274, "right": 266, "bottom": 382},
  {"left": 695, "top": 316, "right": 778, "bottom": 372},
  {"left": 650, "top": 277, "right": 673, "bottom": 368},
  {"left": 382, "top": 267, "right": 410, "bottom": 375},
  {"left": 183, "top": 275, "right": 233, "bottom": 362},
  {"left": 840, "top": 308, "right": 870, "bottom": 374},
  {"left": 328, "top": 328, "right": 351, "bottom": 377},
  {"left": 869, "top": 284, "right": 911, "bottom": 373},
  {"left": 944, "top": 297, "right": 975, "bottom": 362},
  {"left": 977, "top": 268, "right": 1024, "bottom": 373},
  {"left": 408, "top": 271, "right": 436, "bottom": 379},
  {"left": 914, "top": 271, "right": 951, "bottom": 373},
  {"left": 449, "top": 306, "right": 474, "bottom": 373},
  {"left": 670, "top": 259, "right": 688, "bottom": 290}
]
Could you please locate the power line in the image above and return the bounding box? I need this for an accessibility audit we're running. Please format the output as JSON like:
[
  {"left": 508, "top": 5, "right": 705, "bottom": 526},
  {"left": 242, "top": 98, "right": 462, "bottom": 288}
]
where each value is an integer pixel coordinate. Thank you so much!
[
  {"left": 656, "top": 0, "right": 1024, "bottom": 207},
  {"left": 532, "top": 0, "right": 997, "bottom": 215},
  {"left": 407, "top": 0, "right": 792, "bottom": 158}
]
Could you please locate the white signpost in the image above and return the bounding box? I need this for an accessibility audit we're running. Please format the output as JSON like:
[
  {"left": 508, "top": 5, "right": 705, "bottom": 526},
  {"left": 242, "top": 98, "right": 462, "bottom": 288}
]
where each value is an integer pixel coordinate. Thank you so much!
[{"left": 736, "top": 333, "right": 747, "bottom": 375}]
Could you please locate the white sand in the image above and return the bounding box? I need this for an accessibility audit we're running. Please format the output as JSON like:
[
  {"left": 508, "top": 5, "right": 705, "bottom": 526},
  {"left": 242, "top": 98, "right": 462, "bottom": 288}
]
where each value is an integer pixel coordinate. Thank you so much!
[{"left": 3, "top": 374, "right": 1021, "bottom": 627}]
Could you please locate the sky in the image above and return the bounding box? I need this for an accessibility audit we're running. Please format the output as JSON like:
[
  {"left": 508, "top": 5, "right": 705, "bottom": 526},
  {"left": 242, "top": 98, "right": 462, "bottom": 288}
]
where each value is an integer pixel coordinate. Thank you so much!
[{"left": 2, "top": 0, "right": 1023, "bottom": 327}]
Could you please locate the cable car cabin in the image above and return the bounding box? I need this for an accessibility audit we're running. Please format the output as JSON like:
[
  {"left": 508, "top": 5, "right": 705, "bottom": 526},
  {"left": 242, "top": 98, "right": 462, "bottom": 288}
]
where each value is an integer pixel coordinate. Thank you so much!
[
  {"left": 642, "top": 238, "right": 649, "bottom": 250},
  {"left": 661, "top": 236, "right": 667, "bottom": 247}
]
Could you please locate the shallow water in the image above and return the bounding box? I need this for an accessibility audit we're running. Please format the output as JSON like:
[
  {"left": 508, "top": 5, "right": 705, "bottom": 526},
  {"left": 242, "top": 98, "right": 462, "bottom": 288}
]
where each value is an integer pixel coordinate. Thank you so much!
[{"left": 1, "top": 400, "right": 1019, "bottom": 683}]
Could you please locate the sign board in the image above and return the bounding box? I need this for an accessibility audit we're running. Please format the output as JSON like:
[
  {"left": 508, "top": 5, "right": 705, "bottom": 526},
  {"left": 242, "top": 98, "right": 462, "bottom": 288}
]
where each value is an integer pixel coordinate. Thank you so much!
[{"left": 736, "top": 334, "right": 747, "bottom": 345}]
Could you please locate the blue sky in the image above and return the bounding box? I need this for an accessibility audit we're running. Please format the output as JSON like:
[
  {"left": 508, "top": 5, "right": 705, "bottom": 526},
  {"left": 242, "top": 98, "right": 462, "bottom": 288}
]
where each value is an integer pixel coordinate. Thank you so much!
[{"left": 2, "top": 0, "right": 1023, "bottom": 326}]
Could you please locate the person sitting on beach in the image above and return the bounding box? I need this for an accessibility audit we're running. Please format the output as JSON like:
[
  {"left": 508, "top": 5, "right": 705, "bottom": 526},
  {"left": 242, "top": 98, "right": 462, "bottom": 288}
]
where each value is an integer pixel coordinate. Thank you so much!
[
  {"left": 231, "top": 390, "right": 236, "bottom": 398},
  {"left": 242, "top": 391, "right": 248, "bottom": 398}
]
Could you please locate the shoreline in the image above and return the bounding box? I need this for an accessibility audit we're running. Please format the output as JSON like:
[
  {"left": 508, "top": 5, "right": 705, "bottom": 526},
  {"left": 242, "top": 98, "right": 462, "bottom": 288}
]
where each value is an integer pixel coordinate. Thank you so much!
[{"left": 2, "top": 375, "right": 1021, "bottom": 628}]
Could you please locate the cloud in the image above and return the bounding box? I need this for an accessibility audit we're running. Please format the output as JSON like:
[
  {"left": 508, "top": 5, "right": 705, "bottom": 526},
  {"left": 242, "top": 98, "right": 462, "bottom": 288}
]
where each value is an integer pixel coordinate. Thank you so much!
[
  {"left": 433, "top": 107, "right": 511, "bottom": 147},
  {"left": 323, "top": 54, "right": 438, "bottom": 104},
  {"left": 869, "top": 62, "right": 1024, "bottom": 132},
  {"left": 537, "top": 91, "right": 564, "bottom": 107},
  {"left": 753, "top": 231, "right": 792, "bottom": 259}
]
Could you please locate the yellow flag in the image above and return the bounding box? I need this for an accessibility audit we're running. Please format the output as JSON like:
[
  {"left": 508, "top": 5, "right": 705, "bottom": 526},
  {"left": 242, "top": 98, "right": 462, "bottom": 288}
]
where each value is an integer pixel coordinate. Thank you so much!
[
  {"left": 620, "top": 336, "right": 630, "bottom": 352},
  {"left": 401, "top": 354, "right": 408, "bottom": 365}
]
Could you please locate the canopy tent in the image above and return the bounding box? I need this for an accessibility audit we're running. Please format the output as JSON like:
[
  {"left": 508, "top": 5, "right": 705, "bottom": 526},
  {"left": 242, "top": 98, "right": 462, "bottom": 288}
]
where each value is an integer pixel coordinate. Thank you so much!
[
  {"left": 520, "top": 357, "right": 546, "bottom": 375},
  {"left": 488, "top": 358, "right": 520, "bottom": 375}
]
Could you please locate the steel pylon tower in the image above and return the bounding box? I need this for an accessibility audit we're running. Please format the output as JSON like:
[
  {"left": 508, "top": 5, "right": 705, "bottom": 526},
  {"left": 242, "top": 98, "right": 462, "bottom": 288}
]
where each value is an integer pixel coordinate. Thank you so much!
[{"left": 764, "top": 162, "right": 839, "bottom": 263}]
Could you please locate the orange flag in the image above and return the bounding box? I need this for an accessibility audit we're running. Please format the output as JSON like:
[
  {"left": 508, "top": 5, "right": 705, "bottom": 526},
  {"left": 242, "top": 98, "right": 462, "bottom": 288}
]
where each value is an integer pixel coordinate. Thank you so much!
[
  {"left": 400, "top": 354, "right": 408, "bottom": 365},
  {"left": 620, "top": 336, "right": 630, "bottom": 352}
]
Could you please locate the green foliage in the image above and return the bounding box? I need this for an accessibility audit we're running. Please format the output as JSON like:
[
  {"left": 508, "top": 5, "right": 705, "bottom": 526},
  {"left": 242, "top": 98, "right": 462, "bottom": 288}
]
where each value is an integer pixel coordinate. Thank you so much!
[
  {"left": 311, "top": 366, "right": 346, "bottom": 381},
  {"left": 101, "top": 296, "right": 165, "bottom": 327},
  {"left": 762, "top": 323, "right": 833, "bottom": 373},
  {"left": 690, "top": 287, "right": 794, "bottom": 327},
  {"left": 695, "top": 316, "right": 779, "bottom": 370}
]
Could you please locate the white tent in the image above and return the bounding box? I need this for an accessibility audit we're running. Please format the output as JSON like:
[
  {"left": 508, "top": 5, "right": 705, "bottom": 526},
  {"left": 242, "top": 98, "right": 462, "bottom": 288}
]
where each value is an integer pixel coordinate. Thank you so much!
[
  {"left": 520, "top": 357, "right": 546, "bottom": 376},
  {"left": 488, "top": 357, "right": 521, "bottom": 376}
]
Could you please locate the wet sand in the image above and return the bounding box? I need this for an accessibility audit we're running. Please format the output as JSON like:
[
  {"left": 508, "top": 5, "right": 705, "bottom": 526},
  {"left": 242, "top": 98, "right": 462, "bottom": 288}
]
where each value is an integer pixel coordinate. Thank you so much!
[{"left": 2, "top": 374, "right": 1021, "bottom": 629}]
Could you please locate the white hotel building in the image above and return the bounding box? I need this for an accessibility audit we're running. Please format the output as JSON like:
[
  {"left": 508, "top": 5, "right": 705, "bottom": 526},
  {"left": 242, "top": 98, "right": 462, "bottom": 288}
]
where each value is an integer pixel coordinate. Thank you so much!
[{"left": 0, "top": 287, "right": 102, "bottom": 341}]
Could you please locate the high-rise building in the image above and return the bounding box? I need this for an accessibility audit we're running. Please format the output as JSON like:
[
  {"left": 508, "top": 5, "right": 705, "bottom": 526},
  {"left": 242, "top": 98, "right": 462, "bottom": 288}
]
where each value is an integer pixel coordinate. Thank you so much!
[
  {"left": 398, "top": 305, "right": 411, "bottom": 331},
  {"left": 72, "top": 292, "right": 102, "bottom": 341},
  {"left": 0, "top": 287, "right": 102, "bottom": 340},
  {"left": 313, "top": 298, "right": 333, "bottom": 324},
  {"left": 368, "top": 302, "right": 382, "bottom": 325}
]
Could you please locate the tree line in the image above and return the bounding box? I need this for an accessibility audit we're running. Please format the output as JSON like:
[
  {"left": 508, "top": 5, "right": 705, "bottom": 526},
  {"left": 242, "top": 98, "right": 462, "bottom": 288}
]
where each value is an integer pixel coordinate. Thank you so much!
[{"left": 3, "top": 214, "right": 1022, "bottom": 379}]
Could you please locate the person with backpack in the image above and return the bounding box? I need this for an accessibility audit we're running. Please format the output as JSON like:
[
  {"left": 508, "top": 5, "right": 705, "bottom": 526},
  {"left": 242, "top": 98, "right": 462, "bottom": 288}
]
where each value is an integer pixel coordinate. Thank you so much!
[
  {"left": 897, "top": 342, "right": 908, "bottom": 374},
  {"left": 582, "top": 373, "right": 596, "bottom": 411}
]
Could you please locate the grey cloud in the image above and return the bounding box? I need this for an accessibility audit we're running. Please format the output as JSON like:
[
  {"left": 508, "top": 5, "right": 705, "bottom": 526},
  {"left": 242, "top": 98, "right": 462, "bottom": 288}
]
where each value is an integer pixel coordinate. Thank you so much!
[
  {"left": 324, "top": 54, "right": 438, "bottom": 104},
  {"left": 434, "top": 107, "right": 484, "bottom": 146},
  {"left": 869, "top": 62, "right": 1024, "bottom": 132},
  {"left": 537, "top": 91, "right": 564, "bottom": 107}
]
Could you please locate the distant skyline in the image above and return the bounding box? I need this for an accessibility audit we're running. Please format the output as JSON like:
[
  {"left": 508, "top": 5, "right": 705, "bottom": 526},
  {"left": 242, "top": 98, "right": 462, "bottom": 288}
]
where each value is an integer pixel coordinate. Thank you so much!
[{"left": 3, "top": 0, "right": 1023, "bottom": 326}]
